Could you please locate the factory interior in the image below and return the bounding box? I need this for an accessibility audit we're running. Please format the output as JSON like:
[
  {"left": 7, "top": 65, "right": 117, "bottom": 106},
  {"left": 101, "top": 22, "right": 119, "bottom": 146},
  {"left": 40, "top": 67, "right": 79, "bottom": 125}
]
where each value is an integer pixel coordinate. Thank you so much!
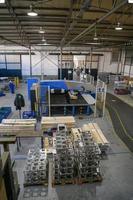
[{"left": 0, "top": 0, "right": 133, "bottom": 200}]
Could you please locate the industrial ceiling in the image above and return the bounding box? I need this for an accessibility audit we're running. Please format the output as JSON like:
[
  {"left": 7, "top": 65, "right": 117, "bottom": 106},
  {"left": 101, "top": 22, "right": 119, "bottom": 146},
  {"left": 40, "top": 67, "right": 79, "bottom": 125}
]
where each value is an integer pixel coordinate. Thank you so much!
[{"left": 0, "top": 0, "right": 133, "bottom": 48}]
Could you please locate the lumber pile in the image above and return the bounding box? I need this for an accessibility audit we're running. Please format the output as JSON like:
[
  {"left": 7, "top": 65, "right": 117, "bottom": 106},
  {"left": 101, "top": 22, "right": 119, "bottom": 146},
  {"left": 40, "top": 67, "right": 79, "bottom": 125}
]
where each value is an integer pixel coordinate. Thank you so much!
[
  {"left": 71, "top": 128, "right": 82, "bottom": 142},
  {"left": 0, "top": 119, "right": 42, "bottom": 137},
  {"left": 82, "top": 123, "right": 109, "bottom": 154},
  {"left": 41, "top": 116, "right": 75, "bottom": 130},
  {"left": 0, "top": 124, "right": 35, "bottom": 132},
  {"left": 2, "top": 119, "right": 36, "bottom": 125}
]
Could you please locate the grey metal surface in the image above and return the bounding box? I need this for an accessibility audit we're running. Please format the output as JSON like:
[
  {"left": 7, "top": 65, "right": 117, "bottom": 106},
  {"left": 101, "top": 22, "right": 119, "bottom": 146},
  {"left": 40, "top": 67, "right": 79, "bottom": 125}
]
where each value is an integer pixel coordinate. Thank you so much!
[{"left": 106, "top": 93, "right": 133, "bottom": 152}]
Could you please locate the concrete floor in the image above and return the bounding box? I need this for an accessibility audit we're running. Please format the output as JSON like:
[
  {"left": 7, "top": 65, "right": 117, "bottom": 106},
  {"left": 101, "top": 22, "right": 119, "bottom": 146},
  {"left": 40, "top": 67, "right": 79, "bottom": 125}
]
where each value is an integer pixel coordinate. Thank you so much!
[{"left": 0, "top": 83, "right": 133, "bottom": 200}]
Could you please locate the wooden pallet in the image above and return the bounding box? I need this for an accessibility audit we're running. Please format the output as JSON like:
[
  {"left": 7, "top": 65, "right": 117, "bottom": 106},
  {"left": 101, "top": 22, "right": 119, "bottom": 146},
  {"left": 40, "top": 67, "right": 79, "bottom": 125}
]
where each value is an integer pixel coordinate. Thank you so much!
[
  {"left": 52, "top": 178, "right": 77, "bottom": 186},
  {"left": 77, "top": 175, "right": 103, "bottom": 184},
  {"left": 23, "top": 181, "right": 48, "bottom": 187}
]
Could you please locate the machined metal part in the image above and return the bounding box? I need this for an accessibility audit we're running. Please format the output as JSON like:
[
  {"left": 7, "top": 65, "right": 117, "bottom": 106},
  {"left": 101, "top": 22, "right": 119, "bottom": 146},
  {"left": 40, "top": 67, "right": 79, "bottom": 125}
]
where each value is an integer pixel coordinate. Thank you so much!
[{"left": 24, "top": 147, "right": 48, "bottom": 185}]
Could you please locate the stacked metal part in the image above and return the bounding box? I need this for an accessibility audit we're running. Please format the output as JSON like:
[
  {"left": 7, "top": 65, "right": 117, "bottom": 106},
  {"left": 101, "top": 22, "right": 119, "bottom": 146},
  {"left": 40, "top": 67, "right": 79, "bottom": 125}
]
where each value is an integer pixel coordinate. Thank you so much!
[
  {"left": 53, "top": 131, "right": 74, "bottom": 182},
  {"left": 24, "top": 147, "right": 48, "bottom": 185},
  {"left": 73, "top": 130, "right": 101, "bottom": 180}
]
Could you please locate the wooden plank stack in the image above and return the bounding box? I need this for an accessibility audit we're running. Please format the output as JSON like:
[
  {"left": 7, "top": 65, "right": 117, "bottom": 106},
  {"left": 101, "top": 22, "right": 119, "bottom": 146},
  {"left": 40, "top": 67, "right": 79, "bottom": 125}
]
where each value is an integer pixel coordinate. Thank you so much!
[
  {"left": 2, "top": 119, "right": 36, "bottom": 125},
  {"left": 41, "top": 116, "right": 75, "bottom": 131},
  {"left": 82, "top": 123, "right": 109, "bottom": 154},
  {"left": 0, "top": 119, "right": 42, "bottom": 137}
]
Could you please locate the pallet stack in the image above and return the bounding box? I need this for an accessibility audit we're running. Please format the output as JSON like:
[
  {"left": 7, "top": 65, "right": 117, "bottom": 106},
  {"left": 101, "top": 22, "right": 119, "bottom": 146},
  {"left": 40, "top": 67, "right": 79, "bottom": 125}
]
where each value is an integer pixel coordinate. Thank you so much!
[
  {"left": 71, "top": 129, "right": 101, "bottom": 183},
  {"left": 53, "top": 130, "right": 75, "bottom": 184}
]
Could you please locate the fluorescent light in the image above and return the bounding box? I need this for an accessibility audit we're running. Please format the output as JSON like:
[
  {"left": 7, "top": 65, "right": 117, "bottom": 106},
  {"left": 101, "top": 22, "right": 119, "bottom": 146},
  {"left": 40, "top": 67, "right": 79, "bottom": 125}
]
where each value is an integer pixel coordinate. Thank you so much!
[
  {"left": 0, "top": 0, "right": 5, "bottom": 3},
  {"left": 0, "top": 0, "right": 5, "bottom": 2},
  {"left": 39, "top": 27, "right": 45, "bottom": 34},
  {"left": 37, "top": 42, "right": 49, "bottom": 46},
  {"left": 27, "top": 5, "right": 38, "bottom": 17},
  {"left": 115, "top": 27, "right": 123, "bottom": 30},
  {"left": 94, "top": 36, "right": 98, "bottom": 41},
  {"left": 86, "top": 42, "right": 101, "bottom": 45},
  {"left": 115, "top": 22, "right": 123, "bottom": 30},
  {"left": 128, "top": 0, "right": 133, "bottom": 3}
]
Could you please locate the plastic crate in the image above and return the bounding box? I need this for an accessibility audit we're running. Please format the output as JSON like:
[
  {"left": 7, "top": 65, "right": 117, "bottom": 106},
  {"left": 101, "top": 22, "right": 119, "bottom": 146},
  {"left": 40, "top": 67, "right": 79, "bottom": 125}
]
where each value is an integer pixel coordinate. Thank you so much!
[
  {"left": 0, "top": 107, "right": 12, "bottom": 122},
  {"left": 22, "top": 111, "right": 35, "bottom": 119}
]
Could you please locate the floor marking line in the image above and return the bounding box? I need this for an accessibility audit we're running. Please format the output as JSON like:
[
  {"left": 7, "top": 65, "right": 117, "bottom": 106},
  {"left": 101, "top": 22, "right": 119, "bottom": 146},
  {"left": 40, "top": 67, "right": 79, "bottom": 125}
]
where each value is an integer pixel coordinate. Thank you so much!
[{"left": 106, "top": 102, "right": 133, "bottom": 141}]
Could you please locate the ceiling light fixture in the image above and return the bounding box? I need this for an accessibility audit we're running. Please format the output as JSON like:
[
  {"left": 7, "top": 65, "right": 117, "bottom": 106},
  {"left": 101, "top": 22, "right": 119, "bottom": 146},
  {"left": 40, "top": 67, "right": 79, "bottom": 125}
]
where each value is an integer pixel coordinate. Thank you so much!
[
  {"left": 115, "top": 22, "right": 123, "bottom": 30},
  {"left": 0, "top": 0, "right": 5, "bottom": 3},
  {"left": 86, "top": 42, "right": 101, "bottom": 45},
  {"left": 37, "top": 42, "right": 51, "bottom": 46},
  {"left": 42, "top": 35, "right": 46, "bottom": 42},
  {"left": 39, "top": 27, "right": 45, "bottom": 34},
  {"left": 128, "top": 0, "right": 133, "bottom": 3},
  {"left": 27, "top": 5, "right": 38, "bottom": 17},
  {"left": 93, "top": 26, "right": 98, "bottom": 41}
]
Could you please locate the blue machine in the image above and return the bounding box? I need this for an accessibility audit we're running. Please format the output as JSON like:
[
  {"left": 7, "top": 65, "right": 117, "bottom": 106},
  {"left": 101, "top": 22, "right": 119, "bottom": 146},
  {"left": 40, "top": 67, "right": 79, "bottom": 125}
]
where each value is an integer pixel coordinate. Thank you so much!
[{"left": 27, "top": 78, "right": 39, "bottom": 99}]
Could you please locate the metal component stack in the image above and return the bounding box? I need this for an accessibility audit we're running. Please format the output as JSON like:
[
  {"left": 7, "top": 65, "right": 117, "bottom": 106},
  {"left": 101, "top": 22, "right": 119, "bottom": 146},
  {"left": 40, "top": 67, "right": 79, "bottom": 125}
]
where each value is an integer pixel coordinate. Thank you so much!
[
  {"left": 24, "top": 147, "right": 48, "bottom": 185},
  {"left": 71, "top": 128, "right": 101, "bottom": 181},
  {"left": 53, "top": 130, "right": 75, "bottom": 183}
]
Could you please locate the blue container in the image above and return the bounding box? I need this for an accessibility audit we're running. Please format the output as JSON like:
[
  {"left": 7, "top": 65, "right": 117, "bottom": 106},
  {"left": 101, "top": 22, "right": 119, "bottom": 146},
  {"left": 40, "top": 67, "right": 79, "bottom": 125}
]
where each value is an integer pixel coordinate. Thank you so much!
[
  {"left": 22, "top": 111, "right": 35, "bottom": 119},
  {"left": 90, "top": 92, "right": 96, "bottom": 98},
  {"left": 0, "top": 107, "right": 12, "bottom": 122}
]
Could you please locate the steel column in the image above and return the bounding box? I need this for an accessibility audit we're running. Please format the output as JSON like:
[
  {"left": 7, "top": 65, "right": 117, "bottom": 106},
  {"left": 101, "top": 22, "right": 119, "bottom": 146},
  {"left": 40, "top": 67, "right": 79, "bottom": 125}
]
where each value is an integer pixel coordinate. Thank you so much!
[
  {"left": 60, "top": 47, "right": 63, "bottom": 80},
  {"left": 29, "top": 47, "right": 32, "bottom": 77}
]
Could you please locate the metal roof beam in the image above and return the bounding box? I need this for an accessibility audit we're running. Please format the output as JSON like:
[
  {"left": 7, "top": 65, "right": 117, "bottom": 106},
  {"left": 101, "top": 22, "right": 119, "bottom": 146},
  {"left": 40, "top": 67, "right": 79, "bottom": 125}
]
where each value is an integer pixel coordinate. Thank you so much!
[
  {"left": 5, "top": 0, "right": 30, "bottom": 47},
  {"left": 60, "top": 0, "right": 92, "bottom": 46},
  {"left": 65, "top": 0, "right": 128, "bottom": 46}
]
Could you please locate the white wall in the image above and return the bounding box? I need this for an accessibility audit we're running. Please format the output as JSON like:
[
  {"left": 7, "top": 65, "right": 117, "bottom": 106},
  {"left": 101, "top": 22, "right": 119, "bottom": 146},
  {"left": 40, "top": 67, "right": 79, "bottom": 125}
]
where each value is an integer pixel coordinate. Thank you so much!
[
  {"left": 98, "top": 52, "right": 118, "bottom": 73},
  {"left": 22, "top": 52, "right": 58, "bottom": 76},
  {"left": 124, "top": 65, "right": 133, "bottom": 77},
  {"left": 22, "top": 51, "right": 119, "bottom": 76}
]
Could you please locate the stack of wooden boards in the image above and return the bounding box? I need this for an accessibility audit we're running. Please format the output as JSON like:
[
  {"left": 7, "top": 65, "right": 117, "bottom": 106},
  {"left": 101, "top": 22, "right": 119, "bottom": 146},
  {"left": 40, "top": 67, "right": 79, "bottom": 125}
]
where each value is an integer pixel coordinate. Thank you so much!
[
  {"left": 41, "top": 116, "right": 76, "bottom": 131},
  {"left": 82, "top": 123, "right": 109, "bottom": 154},
  {"left": 70, "top": 123, "right": 109, "bottom": 154},
  {"left": 0, "top": 119, "right": 41, "bottom": 137}
]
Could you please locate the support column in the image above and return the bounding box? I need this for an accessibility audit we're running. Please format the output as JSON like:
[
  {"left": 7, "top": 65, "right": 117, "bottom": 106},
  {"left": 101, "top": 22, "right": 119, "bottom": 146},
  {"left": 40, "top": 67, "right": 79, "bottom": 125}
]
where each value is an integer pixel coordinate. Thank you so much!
[
  {"left": 60, "top": 46, "right": 62, "bottom": 80},
  {"left": 90, "top": 48, "right": 93, "bottom": 72},
  {"left": 29, "top": 47, "right": 32, "bottom": 77},
  {"left": 117, "top": 49, "right": 122, "bottom": 74},
  {"left": 48, "top": 86, "right": 51, "bottom": 117},
  {"left": 41, "top": 52, "right": 43, "bottom": 80}
]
